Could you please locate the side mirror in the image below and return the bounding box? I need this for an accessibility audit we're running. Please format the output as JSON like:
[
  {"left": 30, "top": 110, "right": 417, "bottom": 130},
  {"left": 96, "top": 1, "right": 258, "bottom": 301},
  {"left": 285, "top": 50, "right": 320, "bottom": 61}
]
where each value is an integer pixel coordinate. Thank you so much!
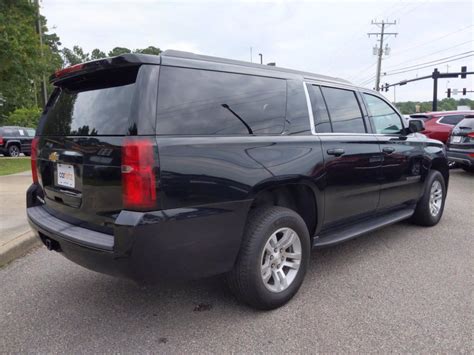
[{"left": 409, "top": 119, "right": 425, "bottom": 133}]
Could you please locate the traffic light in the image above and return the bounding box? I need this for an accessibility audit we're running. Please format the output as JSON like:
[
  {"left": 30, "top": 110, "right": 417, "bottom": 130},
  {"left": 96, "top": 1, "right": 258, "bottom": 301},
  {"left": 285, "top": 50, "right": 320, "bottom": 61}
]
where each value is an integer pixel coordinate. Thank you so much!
[
  {"left": 463, "top": 88, "right": 467, "bottom": 95},
  {"left": 447, "top": 88, "right": 451, "bottom": 98},
  {"left": 461, "top": 66, "right": 467, "bottom": 79}
]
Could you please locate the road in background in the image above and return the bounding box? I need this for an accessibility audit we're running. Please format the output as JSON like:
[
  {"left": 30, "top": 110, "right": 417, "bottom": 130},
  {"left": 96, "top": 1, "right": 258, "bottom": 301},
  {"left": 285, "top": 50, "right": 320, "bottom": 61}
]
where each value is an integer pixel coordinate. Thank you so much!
[{"left": 1, "top": 170, "right": 472, "bottom": 353}]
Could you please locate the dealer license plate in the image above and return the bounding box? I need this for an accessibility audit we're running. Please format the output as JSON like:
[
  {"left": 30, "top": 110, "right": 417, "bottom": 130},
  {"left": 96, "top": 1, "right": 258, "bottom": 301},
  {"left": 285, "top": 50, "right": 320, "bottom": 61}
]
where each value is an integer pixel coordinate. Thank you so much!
[{"left": 57, "top": 164, "right": 75, "bottom": 188}]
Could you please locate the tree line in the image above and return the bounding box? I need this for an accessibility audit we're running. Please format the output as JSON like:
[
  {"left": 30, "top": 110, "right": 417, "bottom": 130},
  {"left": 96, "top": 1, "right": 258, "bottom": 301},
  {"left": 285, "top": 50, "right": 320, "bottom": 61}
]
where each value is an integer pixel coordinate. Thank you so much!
[
  {"left": 0, "top": 0, "right": 161, "bottom": 127},
  {"left": 395, "top": 98, "right": 473, "bottom": 115}
]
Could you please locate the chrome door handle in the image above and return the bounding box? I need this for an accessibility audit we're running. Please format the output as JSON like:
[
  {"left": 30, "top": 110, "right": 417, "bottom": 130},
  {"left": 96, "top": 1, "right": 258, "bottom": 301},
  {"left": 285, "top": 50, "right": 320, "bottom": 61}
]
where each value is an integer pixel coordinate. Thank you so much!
[{"left": 327, "top": 148, "right": 345, "bottom": 156}]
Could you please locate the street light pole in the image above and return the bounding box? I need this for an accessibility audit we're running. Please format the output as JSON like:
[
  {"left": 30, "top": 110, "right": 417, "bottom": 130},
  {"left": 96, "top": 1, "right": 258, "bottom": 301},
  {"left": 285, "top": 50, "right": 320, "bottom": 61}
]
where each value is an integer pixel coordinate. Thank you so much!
[{"left": 258, "top": 53, "right": 263, "bottom": 64}]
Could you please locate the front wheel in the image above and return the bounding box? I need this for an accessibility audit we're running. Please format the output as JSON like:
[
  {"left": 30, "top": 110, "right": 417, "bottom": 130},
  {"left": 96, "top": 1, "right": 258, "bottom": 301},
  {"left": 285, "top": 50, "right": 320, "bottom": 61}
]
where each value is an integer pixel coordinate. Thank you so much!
[
  {"left": 411, "top": 170, "right": 446, "bottom": 226},
  {"left": 226, "top": 206, "right": 311, "bottom": 310},
  {"left": 462, "top": 166, "right": 474, "bottom": 173}
]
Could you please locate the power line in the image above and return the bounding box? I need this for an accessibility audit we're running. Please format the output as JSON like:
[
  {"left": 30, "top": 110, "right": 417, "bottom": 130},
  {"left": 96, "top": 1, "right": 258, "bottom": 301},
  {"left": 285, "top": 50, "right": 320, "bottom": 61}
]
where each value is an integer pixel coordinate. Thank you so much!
[
  {"left": 368, "top": 19, "right": 398, "bottom": 91},
  {"left": 389, "top": 24, "right": 474, "bottom": 57},
  {"left": 382, "top": 54, "right": 474, "bottom": 77},
  {"left": 384, "top": 40, "right": 474, "bottom": 71},
  {"left": 384, "top": 51, "right": 473, "bottom": 73}
]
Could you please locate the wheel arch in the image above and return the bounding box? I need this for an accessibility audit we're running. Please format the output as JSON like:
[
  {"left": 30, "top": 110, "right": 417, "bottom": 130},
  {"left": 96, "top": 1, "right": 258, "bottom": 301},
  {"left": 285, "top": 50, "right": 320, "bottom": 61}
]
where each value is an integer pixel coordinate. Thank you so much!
[{"left": 247, "top": 177, "right": 323, "bottom": 241}]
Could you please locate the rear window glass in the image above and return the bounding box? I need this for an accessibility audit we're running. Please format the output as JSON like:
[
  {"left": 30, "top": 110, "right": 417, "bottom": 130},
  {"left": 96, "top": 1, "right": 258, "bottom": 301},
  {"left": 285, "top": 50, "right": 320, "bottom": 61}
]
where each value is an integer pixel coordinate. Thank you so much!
[
  {"left": 321, "top": 87, "right": 366, "bottom": 133},
  {"left": 439, "top": 115, "right": 464, "bottom": 125},
  {"left": 40, "top": 67, "right": 138, "bottom": 136},
  {"left": 0, "top": 128, "right": 17, "bottom": 136},
  {"left": 456, "top": 118, "right": 474, "bottom": 129},
  {"left": 156, "top": 67, "right": 287, "bottom": 135}
]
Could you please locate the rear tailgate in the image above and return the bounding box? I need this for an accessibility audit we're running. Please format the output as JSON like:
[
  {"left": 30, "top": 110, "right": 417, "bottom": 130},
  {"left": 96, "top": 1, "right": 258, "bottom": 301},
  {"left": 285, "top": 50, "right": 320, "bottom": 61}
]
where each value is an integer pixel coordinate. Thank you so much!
[{"left": 35, "top": 63, "right": 160, "bottom": 233}]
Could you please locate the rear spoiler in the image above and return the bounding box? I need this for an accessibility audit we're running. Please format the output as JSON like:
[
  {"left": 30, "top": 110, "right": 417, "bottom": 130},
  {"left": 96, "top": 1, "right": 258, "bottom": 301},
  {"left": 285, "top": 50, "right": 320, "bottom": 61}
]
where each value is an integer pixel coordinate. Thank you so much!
[{"left": 50, "top": 53, "right": 161, "bottom": 85}]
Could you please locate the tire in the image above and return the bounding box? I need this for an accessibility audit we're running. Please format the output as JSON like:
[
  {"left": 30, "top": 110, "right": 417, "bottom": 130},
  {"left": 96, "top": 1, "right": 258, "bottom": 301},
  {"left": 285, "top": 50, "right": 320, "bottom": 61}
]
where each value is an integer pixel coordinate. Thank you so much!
[
  {"left": 6, "top": 144, "right": 20, "bottom": 157},
  {"left": 411, "top": 170, "right": 446, "bottom": 226},
  {"left": 23, "top": 152, "right": 31, "bottom": 157},
  {"left": 461, "top": 166, "right": 474, "bottom": 173},
  {"left": 226, "top": 206, "right": 311, "bottom": 310}
]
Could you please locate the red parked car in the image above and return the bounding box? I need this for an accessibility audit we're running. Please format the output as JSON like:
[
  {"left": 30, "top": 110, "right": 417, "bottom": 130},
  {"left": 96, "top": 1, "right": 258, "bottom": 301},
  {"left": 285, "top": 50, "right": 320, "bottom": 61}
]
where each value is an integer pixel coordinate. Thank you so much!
[{"left": 410, "top": 111, "right": 474, "bottom": 143}]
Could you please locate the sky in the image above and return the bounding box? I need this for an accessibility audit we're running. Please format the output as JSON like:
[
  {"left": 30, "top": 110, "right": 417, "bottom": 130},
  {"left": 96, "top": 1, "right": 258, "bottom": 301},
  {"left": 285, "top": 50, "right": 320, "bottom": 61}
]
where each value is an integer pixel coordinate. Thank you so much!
[{"left": 41, "top": 0, "right": 474, "bottom": 103}]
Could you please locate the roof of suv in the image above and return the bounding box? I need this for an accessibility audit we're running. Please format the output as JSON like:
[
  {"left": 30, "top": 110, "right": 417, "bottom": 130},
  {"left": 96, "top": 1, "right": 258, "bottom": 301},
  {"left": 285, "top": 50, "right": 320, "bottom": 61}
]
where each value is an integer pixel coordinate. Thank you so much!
[{"left": 159, "top": 50, "right": 351, "bottom": 85}]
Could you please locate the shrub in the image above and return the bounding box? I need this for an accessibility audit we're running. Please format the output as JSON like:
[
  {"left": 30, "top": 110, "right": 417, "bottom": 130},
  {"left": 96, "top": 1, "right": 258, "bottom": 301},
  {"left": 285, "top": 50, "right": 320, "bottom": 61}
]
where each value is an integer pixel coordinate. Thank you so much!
[{"left": 5, "top": 106, "right": 42, "bottom": 128}]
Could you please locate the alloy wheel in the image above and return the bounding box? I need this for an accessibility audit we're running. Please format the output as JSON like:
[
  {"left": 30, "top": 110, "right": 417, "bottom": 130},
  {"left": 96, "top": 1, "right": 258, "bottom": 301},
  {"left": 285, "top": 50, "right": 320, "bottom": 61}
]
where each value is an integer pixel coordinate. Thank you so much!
[{"left": 260, "top": 227, "right": 302, "bottom": 293}]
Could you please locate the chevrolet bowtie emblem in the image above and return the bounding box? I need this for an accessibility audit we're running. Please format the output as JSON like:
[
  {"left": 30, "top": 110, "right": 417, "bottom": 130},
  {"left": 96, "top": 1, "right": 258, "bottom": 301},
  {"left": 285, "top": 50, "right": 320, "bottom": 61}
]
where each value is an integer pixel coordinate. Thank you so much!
[{"left": 48, "top": 152, "right": 59, "bottom": 162}]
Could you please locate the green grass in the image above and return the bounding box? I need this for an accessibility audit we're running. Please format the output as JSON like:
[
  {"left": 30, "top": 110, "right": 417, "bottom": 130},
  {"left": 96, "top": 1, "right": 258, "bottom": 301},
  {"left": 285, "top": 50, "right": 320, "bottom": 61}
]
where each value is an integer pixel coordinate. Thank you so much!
[{"left": 0, "top": 157, "right": 31, "bottom": 176}]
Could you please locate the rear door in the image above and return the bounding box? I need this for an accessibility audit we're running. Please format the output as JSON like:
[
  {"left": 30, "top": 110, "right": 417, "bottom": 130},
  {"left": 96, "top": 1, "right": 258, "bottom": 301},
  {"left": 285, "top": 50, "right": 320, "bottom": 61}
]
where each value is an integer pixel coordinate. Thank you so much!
[
  {"left": 35, "top": 64, "right": 159, "bottom": 231},
  {"left": 306, "top": 84, "right": 382, "bottom": 226},
  {"left": 362, "top": 93, "right": 424, "bottom": 209}
]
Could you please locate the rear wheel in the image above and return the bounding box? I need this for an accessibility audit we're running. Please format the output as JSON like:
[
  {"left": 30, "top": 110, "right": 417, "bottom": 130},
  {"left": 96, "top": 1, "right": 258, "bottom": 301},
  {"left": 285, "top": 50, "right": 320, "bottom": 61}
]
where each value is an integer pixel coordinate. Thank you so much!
[
  {"left": 226, "top": 206, "right": 310, "bottom": 310},
  {"left": 462, "top": 166, "right": 474, "bottom": 173},
  {"left": 7, "top": 144, "right": 20, "bottom": 157},
  {"left": 411, "top": 170, "right": 446, "bottom": 226}
]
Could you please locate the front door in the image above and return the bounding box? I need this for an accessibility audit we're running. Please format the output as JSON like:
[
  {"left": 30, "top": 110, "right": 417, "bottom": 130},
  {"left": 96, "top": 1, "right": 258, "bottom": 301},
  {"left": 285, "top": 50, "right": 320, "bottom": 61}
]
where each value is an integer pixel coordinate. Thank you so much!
[
  {"left": 306, "top": 84, "right": 382, "bottom": 226},
  {"left": 362, "top": 93, "right": 424, "bottom": 209}
]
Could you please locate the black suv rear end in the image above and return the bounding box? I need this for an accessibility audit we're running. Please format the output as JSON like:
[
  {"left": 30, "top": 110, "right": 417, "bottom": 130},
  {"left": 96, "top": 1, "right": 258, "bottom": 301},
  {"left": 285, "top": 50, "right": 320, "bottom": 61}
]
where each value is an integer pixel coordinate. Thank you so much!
[{"left": 447, "top": 115, "right": 474, "bottom": 172}]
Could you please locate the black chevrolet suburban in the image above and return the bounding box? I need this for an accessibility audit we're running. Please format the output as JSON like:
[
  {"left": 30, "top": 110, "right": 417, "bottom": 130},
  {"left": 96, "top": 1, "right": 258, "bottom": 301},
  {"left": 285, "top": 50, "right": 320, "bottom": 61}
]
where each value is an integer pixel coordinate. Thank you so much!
[{"left": 27, "top": 50, "right": 449, "bottom": 309}]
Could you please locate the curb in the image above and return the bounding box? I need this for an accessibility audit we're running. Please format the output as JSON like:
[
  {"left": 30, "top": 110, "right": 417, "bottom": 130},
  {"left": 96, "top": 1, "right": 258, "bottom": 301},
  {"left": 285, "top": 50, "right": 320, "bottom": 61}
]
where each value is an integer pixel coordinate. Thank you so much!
[{"left": 0, "top": 230, "right": 41, "bottom": 268}]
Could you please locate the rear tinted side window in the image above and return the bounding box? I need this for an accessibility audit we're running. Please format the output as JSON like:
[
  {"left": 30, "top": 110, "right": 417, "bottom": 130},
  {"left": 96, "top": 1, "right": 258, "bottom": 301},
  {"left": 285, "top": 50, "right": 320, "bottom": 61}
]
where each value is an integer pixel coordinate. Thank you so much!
[
  {"left": 439, "top": 115, "right": 464, "bottom": 125},
  {"left": 321, "top": 87, "right": 366, "bottom": 133},
  {"left": 286, "top": 80, "right": 310, "bottom": 135},
  {"left": 307, "top": 84, "right": 332, "bottom": 133},
  {"left": 156, "top": 67, "right": 286, "bottom": 135},
  {"left": 1, "top": 128, "right": 17, "bottom": 136}
]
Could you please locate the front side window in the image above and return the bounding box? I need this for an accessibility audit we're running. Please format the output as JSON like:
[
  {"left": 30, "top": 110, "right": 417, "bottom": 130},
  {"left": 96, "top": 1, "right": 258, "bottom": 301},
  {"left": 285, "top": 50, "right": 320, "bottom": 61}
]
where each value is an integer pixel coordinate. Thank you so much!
[
  {"left": 364, "top": 94, "right": 403, "bottom": 134},
  {"left": 439, "top": 115, "right": 464, "bottom": 126},
  {"left": 156, "top": 67, "right": 287, "bottom": 135},
  {"left": 321, "top": 87, "right": 366, "bottom": 133}
]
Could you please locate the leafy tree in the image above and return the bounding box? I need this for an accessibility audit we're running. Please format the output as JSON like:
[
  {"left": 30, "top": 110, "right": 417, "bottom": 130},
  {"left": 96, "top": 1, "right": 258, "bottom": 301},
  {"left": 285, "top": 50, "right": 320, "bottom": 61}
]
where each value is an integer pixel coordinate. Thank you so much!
[
  {"left": 108, "top": 47, "right": 131, "bottom": 57},
  {"left": 62, "top": 45, "right": 90, "bottom": 66},
  {"left": 0, "top": 0, "right": 61, "bottom": 119},
  {"left": 91, "top": 48, "right": 106, "bottom": 60},
  {"left": 135, "top": 46, "right": 161, "bottom": 55},
  {"left": 4, "top": 107, "right": 42, "bottom": 127}
]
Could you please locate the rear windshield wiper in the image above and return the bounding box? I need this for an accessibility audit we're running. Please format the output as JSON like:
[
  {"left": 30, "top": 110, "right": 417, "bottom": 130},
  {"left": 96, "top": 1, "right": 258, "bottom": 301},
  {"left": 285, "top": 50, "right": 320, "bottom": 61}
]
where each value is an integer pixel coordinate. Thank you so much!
[{"left": 222, "top": 104, "right": 253, "bottom": 135}]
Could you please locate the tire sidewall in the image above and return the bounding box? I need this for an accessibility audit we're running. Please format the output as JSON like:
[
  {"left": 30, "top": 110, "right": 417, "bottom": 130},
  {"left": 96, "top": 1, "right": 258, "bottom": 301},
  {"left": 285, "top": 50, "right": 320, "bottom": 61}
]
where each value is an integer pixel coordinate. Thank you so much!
[{"left": 248, "top": 209, "right": 310, "bottom": 307}]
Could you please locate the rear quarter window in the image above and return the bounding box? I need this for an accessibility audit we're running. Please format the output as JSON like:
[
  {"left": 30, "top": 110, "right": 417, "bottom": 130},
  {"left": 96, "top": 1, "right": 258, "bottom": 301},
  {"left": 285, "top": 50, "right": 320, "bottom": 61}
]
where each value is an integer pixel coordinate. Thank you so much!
[
  {"left": 156, "top": 67, "right": 287, "bottom": 135},
  {"left": 439, "top": 115, "right": 464, "bottom": 126}
]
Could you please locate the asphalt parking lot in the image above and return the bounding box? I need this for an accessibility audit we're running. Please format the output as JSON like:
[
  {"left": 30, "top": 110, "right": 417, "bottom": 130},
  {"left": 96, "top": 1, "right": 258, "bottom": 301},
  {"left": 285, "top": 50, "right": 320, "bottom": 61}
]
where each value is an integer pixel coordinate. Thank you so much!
[{"left": 0, "top": 170, "right": 472, "bottom": 353}]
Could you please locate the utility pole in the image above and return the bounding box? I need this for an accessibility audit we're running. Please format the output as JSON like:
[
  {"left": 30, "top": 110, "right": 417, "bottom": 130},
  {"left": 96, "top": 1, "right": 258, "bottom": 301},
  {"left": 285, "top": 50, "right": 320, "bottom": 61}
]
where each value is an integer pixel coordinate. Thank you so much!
[
  {"left": 368, "top": 20, "right": 398, "bottom": 91},
  {"left": 35, "top": 0, "right": 48, "bottom": 107}
]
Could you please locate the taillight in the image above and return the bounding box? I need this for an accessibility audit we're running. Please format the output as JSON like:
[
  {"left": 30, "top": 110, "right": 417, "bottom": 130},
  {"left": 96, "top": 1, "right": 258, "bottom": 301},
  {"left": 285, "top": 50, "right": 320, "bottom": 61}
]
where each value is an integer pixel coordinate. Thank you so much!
[
  {"left": 55, "top": 63, "right": 84, "bottom": 78},
  {"left": 0, "top": 136, "right": 3, "bottom": 146},
  {"left": 467, "top": 132, "right": 474, "bottom": 138},
  {"left": 31, "top": 137, "right": 39, "bottom": 183},
  {"left": 121, "top": 137, "right": 157, "bottom": 210}
]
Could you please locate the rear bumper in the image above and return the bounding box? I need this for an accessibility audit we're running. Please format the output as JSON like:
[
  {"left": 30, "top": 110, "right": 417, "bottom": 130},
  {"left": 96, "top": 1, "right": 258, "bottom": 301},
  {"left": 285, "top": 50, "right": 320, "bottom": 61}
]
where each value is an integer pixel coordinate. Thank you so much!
[
  {"left": 447, "top": 149, "right": 474, "bottom": 167},
  {"left": 27, "top": 186, "right": 250, "bottom": 282}
]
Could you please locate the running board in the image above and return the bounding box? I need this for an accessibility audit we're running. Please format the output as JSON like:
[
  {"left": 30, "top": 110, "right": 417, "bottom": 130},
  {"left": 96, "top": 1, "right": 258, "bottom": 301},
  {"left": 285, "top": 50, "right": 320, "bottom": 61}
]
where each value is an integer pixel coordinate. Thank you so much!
[{"left": 313, "top": 207, "right": 415, "bottom": 248}]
